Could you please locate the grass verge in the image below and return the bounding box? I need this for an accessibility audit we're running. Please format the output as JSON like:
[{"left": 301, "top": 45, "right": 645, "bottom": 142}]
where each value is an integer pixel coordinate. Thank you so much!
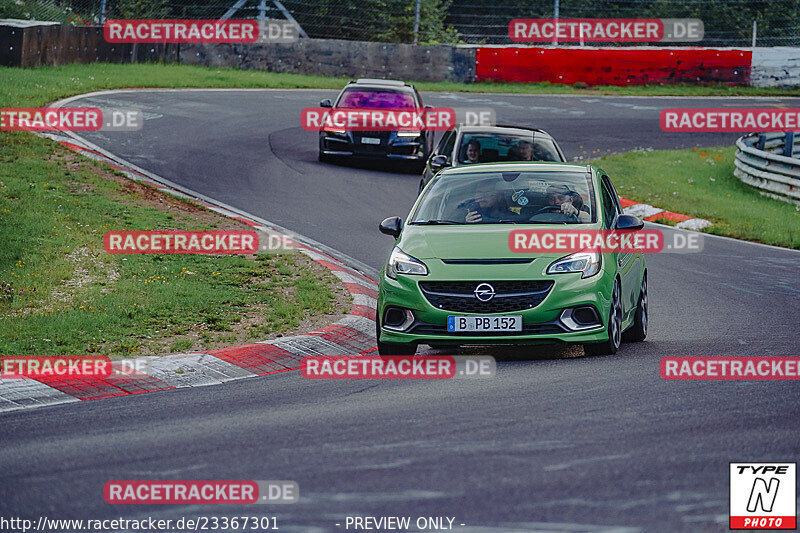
[
  {"left": 590, "top": 146, "right": 800, "bottom": 249},
  {"left": 0, "top": 133, "right": 350, "bottom": 356},
  {"left": 2, "top": 63, "right": 800, "bottom": 107}
]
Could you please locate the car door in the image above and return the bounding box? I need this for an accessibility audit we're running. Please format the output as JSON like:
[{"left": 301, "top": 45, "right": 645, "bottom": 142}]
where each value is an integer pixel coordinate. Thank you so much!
[{"left": 601, "top": 174, "right": 638, "bottom": 319}]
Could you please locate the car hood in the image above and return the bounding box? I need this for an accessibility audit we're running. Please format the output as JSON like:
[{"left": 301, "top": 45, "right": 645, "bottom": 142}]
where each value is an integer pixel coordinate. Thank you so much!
[{"left": 398, "top": 224, "right": 573, "bottom": 261}]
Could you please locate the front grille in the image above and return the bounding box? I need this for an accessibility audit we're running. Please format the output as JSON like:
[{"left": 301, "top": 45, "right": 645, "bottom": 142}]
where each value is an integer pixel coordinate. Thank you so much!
[
  {"left": 419, "top": 280, "right": 553, "bottom": 313},
  {"left": 390, "top": 145, "right": 416, "bottom": 156},
  {"left": 354, "top": 144, "right": 388, "bottom": 154},
  {"left": 409, "top": 322, "right": 564, "bottom": 336}
]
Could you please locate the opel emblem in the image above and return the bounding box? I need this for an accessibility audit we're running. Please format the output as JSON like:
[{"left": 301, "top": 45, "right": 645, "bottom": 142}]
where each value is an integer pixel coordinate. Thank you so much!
[{"left": 474, "top": 283, "right": 495, "bottom": 302}]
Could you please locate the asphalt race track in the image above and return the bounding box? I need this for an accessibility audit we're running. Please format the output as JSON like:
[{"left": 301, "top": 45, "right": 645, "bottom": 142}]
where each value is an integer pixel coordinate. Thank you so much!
[{"left": 2, "top": 90, "right": 800, "bottom": 532}]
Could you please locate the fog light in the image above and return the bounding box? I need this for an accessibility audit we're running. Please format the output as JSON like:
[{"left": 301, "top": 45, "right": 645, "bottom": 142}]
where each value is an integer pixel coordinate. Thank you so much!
[
  {"left": 560, "top": 306, "right": 602, "bottom": 331},
  {"left": 383, "top": 307, "right": 415, "bottom": 332},
  {"left": 573, "top": 307, "right": 599, "bottom": 325}
]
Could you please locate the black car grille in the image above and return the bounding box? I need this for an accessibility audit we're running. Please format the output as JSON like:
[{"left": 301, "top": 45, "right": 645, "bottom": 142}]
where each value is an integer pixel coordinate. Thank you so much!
[
  {"left": 409, "top": 321, "right": 565, "bottom": 336},
  {"left": 419, "top": 280, "right": 554, "bottom": 313},
  {"left": 352, "top": 131, "right": 390, "bottom": 153}
]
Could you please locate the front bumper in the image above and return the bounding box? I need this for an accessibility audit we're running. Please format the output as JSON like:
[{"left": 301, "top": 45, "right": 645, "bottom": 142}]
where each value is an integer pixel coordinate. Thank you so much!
[
  {"left": 377, "top": 260, "right": 613, "bottom": 346},
  {"left": 320, "top": 132, "right": 427, "bottom": 161}
]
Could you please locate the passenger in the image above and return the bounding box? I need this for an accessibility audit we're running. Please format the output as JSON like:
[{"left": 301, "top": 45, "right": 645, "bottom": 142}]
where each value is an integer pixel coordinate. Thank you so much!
[
  {"left": 464, "top": 140, "right": 481, "bottom": 164},
  {"left": 546, "top": 185, "right": 591, "bottom": 222}
]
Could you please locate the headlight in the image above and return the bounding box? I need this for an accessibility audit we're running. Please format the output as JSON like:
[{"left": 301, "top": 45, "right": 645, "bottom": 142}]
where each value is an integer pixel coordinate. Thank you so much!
[
  {"left": 546, "top": 251, "right": 601, "bottom": 279},
  {"left": 323, "top": 125, "right": 347, "bottom": 134},
  {"left": 397, "top": 131, "right": 421, "bottom": 137},
  {"left": 386, "top": 247, "right": 428, "bottom": 279}
]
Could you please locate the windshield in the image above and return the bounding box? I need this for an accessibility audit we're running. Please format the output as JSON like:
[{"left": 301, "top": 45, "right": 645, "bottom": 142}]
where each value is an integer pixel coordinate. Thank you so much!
[
  {"left": 458, "top": 132, "right": 562, "bottom": 164},
  {"left": 411, "top": 170, "right": 596, "bottom": 225},
  {"left": 337, "top": 88, "right": 417, "bottom": 109}
]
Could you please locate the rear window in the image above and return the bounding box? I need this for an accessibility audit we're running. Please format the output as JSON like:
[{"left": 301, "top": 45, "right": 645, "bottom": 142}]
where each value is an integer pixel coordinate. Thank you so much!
[{"left": 337, "top": 88, "right": 417, "bottom": 109}]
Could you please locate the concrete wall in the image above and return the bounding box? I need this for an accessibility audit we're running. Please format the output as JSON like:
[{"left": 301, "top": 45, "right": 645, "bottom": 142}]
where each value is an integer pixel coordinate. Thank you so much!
[
  {"left": 752, "top": 47, "right": 800, "bottom": 88},
  {"left": 179, "top": 40, "right": 476, "bottom": 83}
]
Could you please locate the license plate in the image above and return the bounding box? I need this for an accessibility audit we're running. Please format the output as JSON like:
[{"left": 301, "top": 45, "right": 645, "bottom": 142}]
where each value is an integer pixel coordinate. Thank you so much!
[
  {"left": 361, "top": 137, "right": 381, "bottom": 145},
  {"left": 447, "top": 315, "right": 522, "bottom": 332}
]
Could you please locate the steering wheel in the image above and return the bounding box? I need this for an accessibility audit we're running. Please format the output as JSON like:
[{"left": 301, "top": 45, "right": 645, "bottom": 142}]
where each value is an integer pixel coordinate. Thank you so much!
[
  {"left": 529, "top": 204, "right": 578, "bottom": 223},
  {"left": 534, "top": 205, "right": 565, "bottom": 215}
]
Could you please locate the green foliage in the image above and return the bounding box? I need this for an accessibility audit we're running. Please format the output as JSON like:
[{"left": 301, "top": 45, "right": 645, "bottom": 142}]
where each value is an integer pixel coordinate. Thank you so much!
[
  {"left": 281, "top": 0, "right": 460, "bottom": 43},
  {"left": 590, "top": 146, "right": 800, "bottom": 249},
  {"left": 109, "top": 0, "right": 169, "bottom": 19},
  {"left": 0, "top": 0, "right": 78, "bottom": 21}
]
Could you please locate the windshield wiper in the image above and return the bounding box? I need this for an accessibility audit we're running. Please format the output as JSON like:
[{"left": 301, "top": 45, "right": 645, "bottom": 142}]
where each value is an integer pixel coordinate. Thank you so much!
[{"left": 410, "top": 220, "right": 463, "bottom": 225}]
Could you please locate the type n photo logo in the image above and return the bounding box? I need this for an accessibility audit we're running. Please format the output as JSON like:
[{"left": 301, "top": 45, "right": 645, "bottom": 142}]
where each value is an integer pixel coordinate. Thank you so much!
[{"left": 730, "top": 463, "right": 796, "bottom": 529}]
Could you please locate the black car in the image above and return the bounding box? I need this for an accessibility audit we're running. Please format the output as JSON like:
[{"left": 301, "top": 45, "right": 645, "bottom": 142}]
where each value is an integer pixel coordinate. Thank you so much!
[
  {"left": 318, "top": 79, "right": 435, "bottom": 172},
  {"left": 419, "top": 125, "right": 567, "bottom": 193}
]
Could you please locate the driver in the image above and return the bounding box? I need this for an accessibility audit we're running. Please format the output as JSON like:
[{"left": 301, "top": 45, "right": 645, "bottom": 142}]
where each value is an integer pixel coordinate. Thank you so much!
[{"left": 545, "top": 185, "right": 591, "bottom": 223}]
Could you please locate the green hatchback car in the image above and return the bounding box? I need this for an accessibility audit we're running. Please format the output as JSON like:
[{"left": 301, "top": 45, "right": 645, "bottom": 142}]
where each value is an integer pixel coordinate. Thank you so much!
[{"left": 376, "top": 162, "right": 648, "bottom": 356}]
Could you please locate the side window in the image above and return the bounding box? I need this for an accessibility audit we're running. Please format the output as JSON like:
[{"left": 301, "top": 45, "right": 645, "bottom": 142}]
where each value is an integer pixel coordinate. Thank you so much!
[
  {"left": 600, "top": 177, "right": 617, "bottom": 228},
  {"left": 441, "top": 131, "right": 457, "bottom": 159},
  {"left": 606, "top": 176, "right": 623, "bottom": 214},
  {"left": 532, "top": 138, "right": 563, "bottom": 162},
  {"left": 435, "top": 131, "right": 451, "bottom": 155}
]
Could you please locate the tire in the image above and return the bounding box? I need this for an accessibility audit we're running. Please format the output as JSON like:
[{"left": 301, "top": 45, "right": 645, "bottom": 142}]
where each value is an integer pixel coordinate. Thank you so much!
[
  {"left": 375, "top": 316, "right": 416, "bottom": 356},
  {"left": 622, "top": 272, "right": 647, "bottom": 343},
  {"left": 584, "top": 279, "right": 623, "bottom": 356}
]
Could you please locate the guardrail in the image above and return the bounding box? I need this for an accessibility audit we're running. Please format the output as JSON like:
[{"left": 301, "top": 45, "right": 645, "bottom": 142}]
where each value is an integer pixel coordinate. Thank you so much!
[{"left": 734, "top": 132, "right": 800, "bottom": 204}]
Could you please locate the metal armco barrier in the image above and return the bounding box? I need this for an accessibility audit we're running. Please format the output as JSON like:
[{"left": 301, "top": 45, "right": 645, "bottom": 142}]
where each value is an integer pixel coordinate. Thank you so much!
[{"left": 734, "top": 132, "right": 800, "bottom": 204}]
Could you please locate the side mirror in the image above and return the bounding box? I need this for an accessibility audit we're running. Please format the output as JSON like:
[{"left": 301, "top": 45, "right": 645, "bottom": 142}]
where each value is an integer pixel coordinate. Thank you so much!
[
  {"left": 379, "top": 217, "right": 403, "bottom": 238},
  {"left": 320, "top": 99, "right": 333, "bottom": 108},
  {"left": 429, "top": 154, "right": 449, "bottom": 171},
  {"left": 616, "top": 214, "right": 644, "bottom": 231}
]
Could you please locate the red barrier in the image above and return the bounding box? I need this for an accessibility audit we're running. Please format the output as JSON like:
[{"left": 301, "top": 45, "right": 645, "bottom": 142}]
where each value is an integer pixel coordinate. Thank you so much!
[{"left": 475, "top": 47, "right": 751, "bottom": 86}]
